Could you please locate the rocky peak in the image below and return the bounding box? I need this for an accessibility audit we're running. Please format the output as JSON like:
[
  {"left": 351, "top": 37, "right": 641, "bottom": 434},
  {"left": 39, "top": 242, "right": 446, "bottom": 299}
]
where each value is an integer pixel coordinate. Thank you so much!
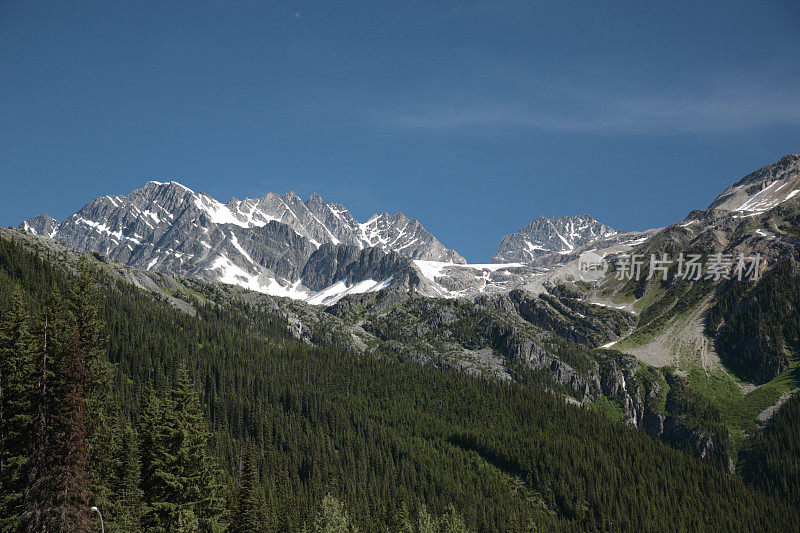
[
  {"left": 491, "top": 214, "right": 617, "bottom": 263},
  {"left": 307, "top": 192, "right": 326, "bottom": 207},
  {"left": 18, "top": 213, "right": 58, "bottom": 238},
  {"left": 709, "top": 154, "right": 800, "bottom": 214},
  {"left": 18, "top": 179, "right": 465, "bottom": 303}
]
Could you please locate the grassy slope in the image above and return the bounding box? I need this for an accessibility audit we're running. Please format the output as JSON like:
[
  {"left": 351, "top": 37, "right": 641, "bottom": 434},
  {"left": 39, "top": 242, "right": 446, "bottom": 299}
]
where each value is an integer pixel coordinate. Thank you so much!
[
  {"left": 687, "top": 362, "right": 800, "bottom": 450},
  {"left": 609, "top": 275, "right": 800, "bottom": 455}
]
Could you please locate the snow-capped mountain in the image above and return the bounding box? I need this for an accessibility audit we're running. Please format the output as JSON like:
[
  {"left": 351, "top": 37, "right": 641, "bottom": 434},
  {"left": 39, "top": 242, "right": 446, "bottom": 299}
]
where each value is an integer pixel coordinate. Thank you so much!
[
  {"left": 17, "top": 154, "right": 800, "bottom": 305},
  {"left": 223, "top": 189, "right": 465, "bottom": 263},
  {"left": 491, "top": 214, "right": 618, "bottom": 263},
  {"left": 26, "top": 180, "right": 464, "bottom": 263},
  {"left": 17, "top": 181, "right": 461, "bottom": 304},
  {"left": 708, "top": 154, "right": 800, "bottom": 214}
]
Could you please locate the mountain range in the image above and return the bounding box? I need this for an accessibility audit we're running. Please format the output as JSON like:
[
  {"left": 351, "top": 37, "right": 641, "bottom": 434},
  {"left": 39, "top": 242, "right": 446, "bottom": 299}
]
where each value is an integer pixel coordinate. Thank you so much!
[
  {"left": 17, "top": 181, "right": 599, "bottom": 304},
  {"left": 6, "top": 153, "right": 800, "bottom": 526},
  {"left": 18, "top": 154, "right": 800, "bottom": 305}
]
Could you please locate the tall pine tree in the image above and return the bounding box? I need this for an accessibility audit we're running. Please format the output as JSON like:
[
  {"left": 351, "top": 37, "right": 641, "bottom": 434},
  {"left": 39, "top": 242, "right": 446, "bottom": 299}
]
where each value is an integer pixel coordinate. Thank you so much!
[
  {"left": 231, "top": 440, "right": 267, "bottom": 532},
  {"left": 0, "top": 292, "right": 35, "bottom": 530},
  {"left": 111, "top": 420, "right": 145, "bottom": 530},
  {"left": 69, "top": 259, "right": 115, "bottom": 515},
  {"left": 142, "top": 365, "right": 227, "bottom": 532},
  {"left": 24, "top": 293, "right": 93, "bottom": 532}
]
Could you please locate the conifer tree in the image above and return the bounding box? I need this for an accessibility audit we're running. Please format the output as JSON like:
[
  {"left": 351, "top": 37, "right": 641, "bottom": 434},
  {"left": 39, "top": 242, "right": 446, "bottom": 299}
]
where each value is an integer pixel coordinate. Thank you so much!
[
  {"left": 24, "top": 293, "right": 93, "bottom": 532},
  {"left": 231, "top": 440, "right": 264, "bottom": 532},
  {"left": 138, "top": 387, "right": 161, "bottom": 503},
  {"left": 0, "top": 292, "right": 35, "bottom": 530},
  {"left": 69, "top": 259, "right": 115, "bottom": 511},
  {"left": 395, "top": 503, "right": 415, "bottom": 533},
  {"left": 439, "top": 504, "right": 470, "bottom": 533},
  {"left": 112, "top": 421, "right": 145, "bottom": 530},
  {"left": 143, "top": 365, "right": 227, "bottom": 532}
]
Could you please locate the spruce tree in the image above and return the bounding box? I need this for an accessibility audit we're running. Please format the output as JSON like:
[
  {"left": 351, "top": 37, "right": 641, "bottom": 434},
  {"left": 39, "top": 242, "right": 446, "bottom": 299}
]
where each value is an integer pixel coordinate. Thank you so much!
[
  {"left": 138, "top": 386, "right": 161, "bottom": 504},
  {"left": 143, "top": 365, "right": 226, "bottom": 532},
  {"left": 395, "top": 503, "right": 414, "bottom": 533},
  {"left": 112, "top": 421, "right": 144, "bottom": 530},
  {"left": 24, "top": 293, "right": 93, "bottom": 532},
  {"left": 0, "top": 292, "right": 35, "bottom": 530},
  {"left": 69, "top": 259, "right": 115, "bottom": 512},
  {"left": 231, "top": 440, "right": 264, "bottom": 532}
]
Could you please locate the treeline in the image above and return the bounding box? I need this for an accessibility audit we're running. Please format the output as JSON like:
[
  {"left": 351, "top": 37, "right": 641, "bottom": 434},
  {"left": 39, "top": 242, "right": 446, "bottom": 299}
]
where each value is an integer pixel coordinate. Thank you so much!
[{"left": 2, "top": 235, "right": 800, "bottom": 531}]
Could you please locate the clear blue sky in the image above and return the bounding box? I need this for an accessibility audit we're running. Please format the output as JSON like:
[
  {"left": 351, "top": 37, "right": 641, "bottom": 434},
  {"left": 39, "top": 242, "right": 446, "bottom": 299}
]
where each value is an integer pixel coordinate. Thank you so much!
[{"left": 2, "top": 1, "right": 799, "bottom": 262}]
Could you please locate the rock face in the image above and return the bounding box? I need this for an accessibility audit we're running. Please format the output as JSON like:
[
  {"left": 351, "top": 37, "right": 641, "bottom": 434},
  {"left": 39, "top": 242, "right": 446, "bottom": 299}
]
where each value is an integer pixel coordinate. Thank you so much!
[
  {"left": 221, "top": 189, "right": 465, "bottom": 262},
  {"left": 19, "top": 213, "right": 58, "bottom": 237},
  {"left": 709, "top": 154, "right": 800, "bottom": 214},
  {"left": 477, "top": 290, "right": 635, "bottom": 349},
  {"left": 16, "top": 155, "right": 800, "bottom": 306},
  {"left": 300, "top": 244, "right": 424, "bottom": 292},
  {"left": 491, "top": 214, "right": 617, "bottom": 263},
  {"left": 17, "top": 180, "right": 463, "bottom": 303},
  {"left": 489, "top": 320, "right": 596, "bottom": 398},
  {"left": 19, "top": 181, "right": 316, "bottom": 294}
]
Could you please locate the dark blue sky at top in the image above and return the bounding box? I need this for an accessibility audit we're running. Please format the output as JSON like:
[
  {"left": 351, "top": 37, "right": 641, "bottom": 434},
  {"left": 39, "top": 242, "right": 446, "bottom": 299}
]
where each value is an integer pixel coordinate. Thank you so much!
[{"left": 2, "top": 1, "right": 799, "bottom": 262}]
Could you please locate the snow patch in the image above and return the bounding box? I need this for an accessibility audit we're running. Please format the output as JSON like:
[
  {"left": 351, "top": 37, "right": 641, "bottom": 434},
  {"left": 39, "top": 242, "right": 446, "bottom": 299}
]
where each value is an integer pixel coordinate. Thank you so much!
[
  {"left": 306, "top": 277, "right": 393, "bottom": 306},
  {"left": 414, "top": 260, "right": 523, "bottom": 281},
  {"left": 263, "top": 278, "right": 311, "bottom": 299},
  {"left": 622, "top": 237, "right": 649, "bottom": 247},
  {"left": 734, "top": 180, "right": 795, "bottom": 214},
  {"left": 228, "top": 232, "right": 256, "bottom": 265},
  {"left": 76, "top": 217, "right": 124, "bottom": 241},
  {"left": 208, "top": 255, "right": 264, "bottom": 292},
  {"left": 195, "top": 194, "right": 248, "bottom": 227},
  {"left": 142, "top": 210, "right": 161, "bottom": 224},
  {"left": 590, "top": 300, "right": 628, "bottom": 310}
]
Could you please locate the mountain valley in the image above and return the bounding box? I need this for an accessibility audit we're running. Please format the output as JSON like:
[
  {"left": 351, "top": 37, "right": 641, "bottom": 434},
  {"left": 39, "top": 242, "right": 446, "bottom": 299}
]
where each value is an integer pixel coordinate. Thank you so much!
[{"left": 4, "top": 154, "right": 800, "bottom": 530}]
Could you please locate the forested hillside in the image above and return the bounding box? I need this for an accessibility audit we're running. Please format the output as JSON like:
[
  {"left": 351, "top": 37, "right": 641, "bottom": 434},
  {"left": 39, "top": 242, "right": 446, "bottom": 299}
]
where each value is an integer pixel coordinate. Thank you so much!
[
  {"left": 741, "top": 391, "right": 800, "bottom": 508},
  {"left": 707, "top": 256, "right": 800, "bottom": 383},
  {"left": 1, "top": 234, "right": 799, "bottom": 531}
]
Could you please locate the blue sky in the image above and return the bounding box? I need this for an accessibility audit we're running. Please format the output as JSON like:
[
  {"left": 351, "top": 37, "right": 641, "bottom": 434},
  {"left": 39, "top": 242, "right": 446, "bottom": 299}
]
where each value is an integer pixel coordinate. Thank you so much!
[{"left": 1, "top": 1, "right": 799, "bottom": 262}]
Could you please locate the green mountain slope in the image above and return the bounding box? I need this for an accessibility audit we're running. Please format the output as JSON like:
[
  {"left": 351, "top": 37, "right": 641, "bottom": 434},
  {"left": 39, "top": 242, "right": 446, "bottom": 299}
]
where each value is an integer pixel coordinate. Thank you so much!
[{"left": 2, "top": 229, "right": 800, "bottom": 530}]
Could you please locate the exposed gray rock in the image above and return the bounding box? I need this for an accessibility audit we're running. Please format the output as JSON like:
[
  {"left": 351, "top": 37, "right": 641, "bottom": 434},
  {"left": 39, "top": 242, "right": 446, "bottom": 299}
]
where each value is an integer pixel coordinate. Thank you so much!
[
  {"left": 223, "top": 189, "right": 465, "bottom": 262},
  {"left": 19, "top": 213, "right": 58, "bottom": 237},
  {"left": 488, "top": 321, "right": 597, "bottom": 400},
  {"left": 476, "top": 290, "right": 635, "bottom": 348},
  {"left": 491, "top": 214, "right": 617, "bottom": 263},
  {"left": 300, "top": 244, "right": 423, "bottom": 292},
  {"left": 709, "top": 154, "right": 800, "bottom": 214},
  {"left": 228, "top": 222, "right": 317, "bottom": 281},
  {"left": 18, "top": 180, "right": 464, "bottom": 301},
  {"left": 357, "top": 211, "right": 465, "bottom": 263}
]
